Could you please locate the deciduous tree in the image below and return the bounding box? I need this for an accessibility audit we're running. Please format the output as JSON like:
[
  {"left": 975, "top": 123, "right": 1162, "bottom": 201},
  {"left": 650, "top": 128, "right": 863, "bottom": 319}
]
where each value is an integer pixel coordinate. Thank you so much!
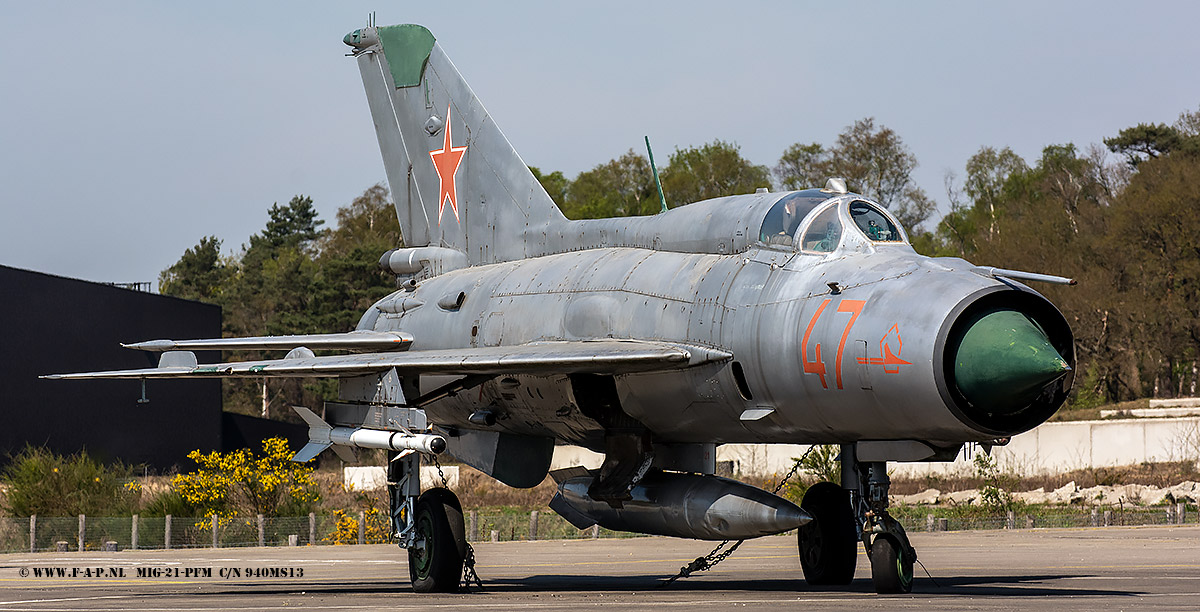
[
  {"left": 775, "top": 118, "right": 935, "bottom": 230},
  {"left": 660, "top": 140, "right": 770, "bottom": 207}
]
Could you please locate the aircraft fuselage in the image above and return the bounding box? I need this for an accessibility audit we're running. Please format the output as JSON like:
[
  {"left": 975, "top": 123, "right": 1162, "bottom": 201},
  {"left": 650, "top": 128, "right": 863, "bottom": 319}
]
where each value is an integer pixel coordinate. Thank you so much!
[{"left": 364, "top": 198, "right": 1072, "bottom": 452}]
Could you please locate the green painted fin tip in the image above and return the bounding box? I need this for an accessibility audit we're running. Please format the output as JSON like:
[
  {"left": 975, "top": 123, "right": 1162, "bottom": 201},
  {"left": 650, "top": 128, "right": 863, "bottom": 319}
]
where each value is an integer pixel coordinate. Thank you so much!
[{"left": 376, "top": 24, "right": 436, "bottom": 88}]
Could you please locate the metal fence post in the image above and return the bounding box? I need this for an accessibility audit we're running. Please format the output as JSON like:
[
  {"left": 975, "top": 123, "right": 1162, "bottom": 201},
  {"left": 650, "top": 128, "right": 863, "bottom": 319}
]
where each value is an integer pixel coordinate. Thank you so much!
[
  {"left": 309, "top": 513, "right": 316, "bottom": 545},
  {"left": 1006, "top": 511, "right": 1016, "bottom": 530},
  {"left": 1179, "top": 502, "right": 1188, "bottom": 525},
  {"left": 258, "top": 515, "right": 265, "bottom": 547},
  {"left": 29, "top": 515, "right": 36, "bottom": 553},
  {"left": 529, "top": 510, "right": 539, "bottom": 541},
  {"left": 211, "top": 514, "right": 219, "bottom": 548},
  {"left": 165, "top": 515, "right": 172, "bottom": 550},
  {"left": 132, "top": 514, "right": 139, "bottom": 550},
  {"left": 358, "top": 511, "right": 365, "bottom": 545},
  {"left": 78, "top": 514, "right": 85, "bottom": 552}
]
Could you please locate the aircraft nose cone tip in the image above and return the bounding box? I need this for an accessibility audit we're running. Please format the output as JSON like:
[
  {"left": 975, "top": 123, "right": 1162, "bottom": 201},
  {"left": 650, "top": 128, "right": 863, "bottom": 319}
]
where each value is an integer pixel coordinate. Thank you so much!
[
  {"left": 954, "top": 309, "right": 1070, "bottom": 415},
  {"left": 780, "top": 506, "right": 813, "bottom": 530}
]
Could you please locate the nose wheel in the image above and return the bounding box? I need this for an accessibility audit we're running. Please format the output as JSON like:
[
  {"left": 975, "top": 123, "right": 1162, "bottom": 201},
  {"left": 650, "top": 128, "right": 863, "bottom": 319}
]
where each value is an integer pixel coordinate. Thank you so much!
[
  {"left": 849, "top": 447, "right": 916, "bottom": 594},
  {"left": 868, "top": 533, "right": 914, "bottom": 594}
]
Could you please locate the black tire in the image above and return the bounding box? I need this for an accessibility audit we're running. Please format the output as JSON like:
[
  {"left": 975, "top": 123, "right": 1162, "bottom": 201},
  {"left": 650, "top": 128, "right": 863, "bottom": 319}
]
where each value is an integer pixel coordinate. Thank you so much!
[
  {"left": 408, "top": 488, "right": 466, "bottom": 593},
  {"left": 797, "top": 481, "right": 857, "bottom": 585},
  {"left": 869, "top": 535, "right": 913, "bottom": 594}
]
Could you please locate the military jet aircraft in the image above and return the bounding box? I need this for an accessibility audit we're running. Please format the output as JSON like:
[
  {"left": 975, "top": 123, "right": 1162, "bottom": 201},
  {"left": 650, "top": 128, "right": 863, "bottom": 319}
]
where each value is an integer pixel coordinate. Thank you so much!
[{"left": 47, "top": 23, "right": 1075, "bottom": 594}]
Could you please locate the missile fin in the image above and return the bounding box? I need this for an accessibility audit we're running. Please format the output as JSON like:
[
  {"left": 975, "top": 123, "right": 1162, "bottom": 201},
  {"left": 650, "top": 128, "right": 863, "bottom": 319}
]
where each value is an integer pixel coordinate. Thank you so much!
[
  {"left": 549, "top": 466, "right": 592, "bottom": 484},
  {"left": 331, "top": 445, "right": 358, "bottom": 463},
  {"left": 293, "top": 405, "right": 331, "bottom": 431},
  {"left": 291, "top": 405, "right": 356, "bottom": 462},
  {"left": 292, "top": 442, "right": 330, "bottom": 463},
  {"left": 549, "top": 491, "right": 597, "bottom": 530}
]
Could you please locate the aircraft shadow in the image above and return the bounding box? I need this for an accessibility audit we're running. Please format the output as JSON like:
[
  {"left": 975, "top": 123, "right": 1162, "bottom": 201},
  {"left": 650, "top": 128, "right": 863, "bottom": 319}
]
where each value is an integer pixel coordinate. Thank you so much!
[
  {"left": 129, "top": 573, "right": 1138, "bottom": 600},
  {"left": 480, "top": 573, "right": 1137, "bottom": 598}
]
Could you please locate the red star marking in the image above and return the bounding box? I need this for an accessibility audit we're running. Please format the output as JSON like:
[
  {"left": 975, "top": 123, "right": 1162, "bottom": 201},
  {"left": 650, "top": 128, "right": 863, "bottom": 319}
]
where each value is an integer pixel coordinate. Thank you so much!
[{"left": 429, "top": 104, "right": 467, "bottom": 223}]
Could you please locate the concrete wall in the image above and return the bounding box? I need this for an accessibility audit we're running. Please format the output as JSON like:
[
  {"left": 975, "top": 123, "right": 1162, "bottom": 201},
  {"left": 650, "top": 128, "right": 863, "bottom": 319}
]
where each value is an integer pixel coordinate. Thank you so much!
[
  {"left": 549, "top": 417, "right": 1200, "bottom": 479},
  {"left": 981, "top": 417, "right": 1200, "bottom": 476}
]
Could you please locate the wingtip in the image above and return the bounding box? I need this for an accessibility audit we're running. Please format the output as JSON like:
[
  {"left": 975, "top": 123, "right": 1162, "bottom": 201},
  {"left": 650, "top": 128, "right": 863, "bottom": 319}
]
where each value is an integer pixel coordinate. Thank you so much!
[{"left": 123, "top": 340, "right": 174, "bottom": 351}]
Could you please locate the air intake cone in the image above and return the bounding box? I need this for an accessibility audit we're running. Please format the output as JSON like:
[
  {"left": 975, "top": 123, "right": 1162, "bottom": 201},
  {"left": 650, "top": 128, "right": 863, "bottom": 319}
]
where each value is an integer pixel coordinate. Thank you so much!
[{"left": 953, "top": 310, "right": 1070, "bottom": 415}]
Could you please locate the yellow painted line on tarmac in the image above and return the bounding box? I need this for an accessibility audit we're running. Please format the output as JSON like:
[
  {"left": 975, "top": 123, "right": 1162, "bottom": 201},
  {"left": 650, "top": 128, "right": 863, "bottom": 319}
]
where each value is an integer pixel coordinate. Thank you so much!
[
  {"left": 1056, "top": 563, "right": 1200, "bottom": 570},
  {"left": 916, "top": 563, "right": 1200, "bottom": 571}
]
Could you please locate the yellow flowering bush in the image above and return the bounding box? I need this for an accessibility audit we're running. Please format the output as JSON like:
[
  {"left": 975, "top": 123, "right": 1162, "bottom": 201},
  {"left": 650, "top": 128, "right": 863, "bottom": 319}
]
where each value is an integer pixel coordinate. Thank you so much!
[
  {"left": 172, "top": 437, "right": 319, "bottom": 523},
  {"left": 322, "top": 507, "right": 391, "bottom": 545}
]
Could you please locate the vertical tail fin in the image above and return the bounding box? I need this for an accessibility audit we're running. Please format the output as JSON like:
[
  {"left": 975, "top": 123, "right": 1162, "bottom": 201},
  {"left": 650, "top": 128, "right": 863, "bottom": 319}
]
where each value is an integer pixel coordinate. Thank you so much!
[{"left": 346, "top": 24, "right": 566, "bottom": 264}]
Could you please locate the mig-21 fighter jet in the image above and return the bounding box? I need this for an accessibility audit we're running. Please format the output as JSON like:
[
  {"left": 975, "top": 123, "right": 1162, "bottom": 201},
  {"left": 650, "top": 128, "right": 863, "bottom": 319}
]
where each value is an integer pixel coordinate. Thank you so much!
[{"left": 48, "top": 23, "right": 1074, "bottom": 594}]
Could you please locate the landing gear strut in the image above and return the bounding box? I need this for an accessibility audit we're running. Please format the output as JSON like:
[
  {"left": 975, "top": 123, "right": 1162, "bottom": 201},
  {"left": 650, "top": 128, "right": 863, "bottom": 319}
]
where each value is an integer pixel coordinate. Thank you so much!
[
  {"left": 843, "top": 444, "right": 916, "bottom": 594},
  {"left": 389, "top": 449, "right": 468, "bottom": 593}
]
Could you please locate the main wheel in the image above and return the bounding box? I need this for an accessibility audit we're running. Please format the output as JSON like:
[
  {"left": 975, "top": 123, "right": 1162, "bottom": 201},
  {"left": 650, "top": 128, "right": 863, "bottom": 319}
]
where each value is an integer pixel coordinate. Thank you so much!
[
  {"left": 869, "top": 535, "right": 913, "bottom": 594},
  {"left": 797, "top": 481, "right": 857, "bottom": 585},
  {"left": 408, "top": 488, "right": 466, "bottom": 593}
]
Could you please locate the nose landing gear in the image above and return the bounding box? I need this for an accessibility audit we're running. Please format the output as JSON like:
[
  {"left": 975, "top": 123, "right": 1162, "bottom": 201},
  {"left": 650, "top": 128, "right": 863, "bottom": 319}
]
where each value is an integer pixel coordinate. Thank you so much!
[
  {"left": 851, "top": 445, "right": 916, "bottom": 594},
  {"left": 795, "top": 444, "right": 916, "bottom": 594}
]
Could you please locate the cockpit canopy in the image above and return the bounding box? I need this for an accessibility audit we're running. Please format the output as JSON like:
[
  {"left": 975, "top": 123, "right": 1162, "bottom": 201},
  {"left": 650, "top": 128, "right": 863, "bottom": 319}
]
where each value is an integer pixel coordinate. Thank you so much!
[
  {"left": 758, "top": 190, "right": 907, "bottom": 252},
  {"left": 757, "top": 191, "right": 829, "bottom": 248},
  {"left": 849, "top": 200, "right": 902, "bottom": 243}
]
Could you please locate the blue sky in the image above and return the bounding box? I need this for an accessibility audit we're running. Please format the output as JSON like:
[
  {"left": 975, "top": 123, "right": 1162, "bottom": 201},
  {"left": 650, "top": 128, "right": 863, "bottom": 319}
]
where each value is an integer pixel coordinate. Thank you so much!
[{"left": 2, "top": 1, "right": 1198, "bottom": 286}]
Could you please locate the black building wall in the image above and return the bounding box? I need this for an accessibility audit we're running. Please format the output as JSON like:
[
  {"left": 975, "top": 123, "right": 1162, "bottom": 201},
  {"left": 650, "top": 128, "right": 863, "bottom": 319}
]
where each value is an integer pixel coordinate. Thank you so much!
[{"left": 0, "top": 265, "right": 223, "bottom": 470}]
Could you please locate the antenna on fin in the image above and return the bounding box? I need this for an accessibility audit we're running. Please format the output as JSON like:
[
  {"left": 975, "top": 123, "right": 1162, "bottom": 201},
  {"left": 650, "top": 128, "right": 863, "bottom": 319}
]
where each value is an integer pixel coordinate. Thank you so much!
[{"left": 645, "top": 136, "right": 668, "bottom": 214}]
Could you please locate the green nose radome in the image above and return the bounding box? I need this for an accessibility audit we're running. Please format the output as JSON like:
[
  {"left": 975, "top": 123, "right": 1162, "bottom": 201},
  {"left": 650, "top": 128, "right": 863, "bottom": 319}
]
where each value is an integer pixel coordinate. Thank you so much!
[{"left": 953, "top": 310, "right": 1071, "bottom": 415}]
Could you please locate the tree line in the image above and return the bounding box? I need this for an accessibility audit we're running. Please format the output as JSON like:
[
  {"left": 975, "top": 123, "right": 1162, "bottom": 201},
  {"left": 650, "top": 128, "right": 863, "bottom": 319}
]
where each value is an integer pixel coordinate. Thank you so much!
[{"left": 161, "top": 108, "right": 1200, "bottom": 416}]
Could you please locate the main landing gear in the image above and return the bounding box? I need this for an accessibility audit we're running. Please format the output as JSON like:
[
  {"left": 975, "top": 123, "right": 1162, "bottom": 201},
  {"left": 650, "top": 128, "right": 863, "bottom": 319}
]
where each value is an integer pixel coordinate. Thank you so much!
[
  {"left": 796, "top": 444, "right": 916, "bottom": 594},
  {"left": 390, "top": 450, "right": 468, "bottom": 593},
  {"left": 408, "top": 488, "right": 467, "bottom": 592}
]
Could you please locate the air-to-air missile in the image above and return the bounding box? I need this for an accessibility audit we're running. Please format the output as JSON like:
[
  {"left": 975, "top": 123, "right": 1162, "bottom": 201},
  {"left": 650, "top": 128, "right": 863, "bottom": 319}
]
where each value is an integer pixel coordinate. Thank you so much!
[{"left": 292, "top": 406, "right": 446, "bottom": 463}]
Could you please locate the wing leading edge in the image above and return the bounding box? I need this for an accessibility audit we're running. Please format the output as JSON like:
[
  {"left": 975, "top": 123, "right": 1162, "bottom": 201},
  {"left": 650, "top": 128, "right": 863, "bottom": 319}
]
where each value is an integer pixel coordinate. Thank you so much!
[
  {"left": 121, "top": 330, "right": 414, "bottom": 352},
  {"left": 43, "top": 340, "right": 731, "bottom": 380}
]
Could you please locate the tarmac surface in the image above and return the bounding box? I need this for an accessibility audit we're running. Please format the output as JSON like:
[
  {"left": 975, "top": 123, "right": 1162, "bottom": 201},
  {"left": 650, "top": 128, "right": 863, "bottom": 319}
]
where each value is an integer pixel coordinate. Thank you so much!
[{"left": 1, "top": 525, "right": 1198, "bottom": 611}]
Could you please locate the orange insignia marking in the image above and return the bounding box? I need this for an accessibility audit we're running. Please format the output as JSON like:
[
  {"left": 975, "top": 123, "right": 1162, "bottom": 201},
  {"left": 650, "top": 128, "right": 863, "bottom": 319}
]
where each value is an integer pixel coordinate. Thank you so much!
[
  {"left": 429, "top": 104, "right": 467, "bottom": 223},
  {"left": 833, "top": 300, "right": 865, "bottom": 389},
  {"left": 802, "top": 299, "right": 832, "bottom": 388},
  {"left": 804, "top": 298, "right": 870, "bottom": 390},
  {"left": 856, "top": 324, "right": 913, "bottom": 373}
]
